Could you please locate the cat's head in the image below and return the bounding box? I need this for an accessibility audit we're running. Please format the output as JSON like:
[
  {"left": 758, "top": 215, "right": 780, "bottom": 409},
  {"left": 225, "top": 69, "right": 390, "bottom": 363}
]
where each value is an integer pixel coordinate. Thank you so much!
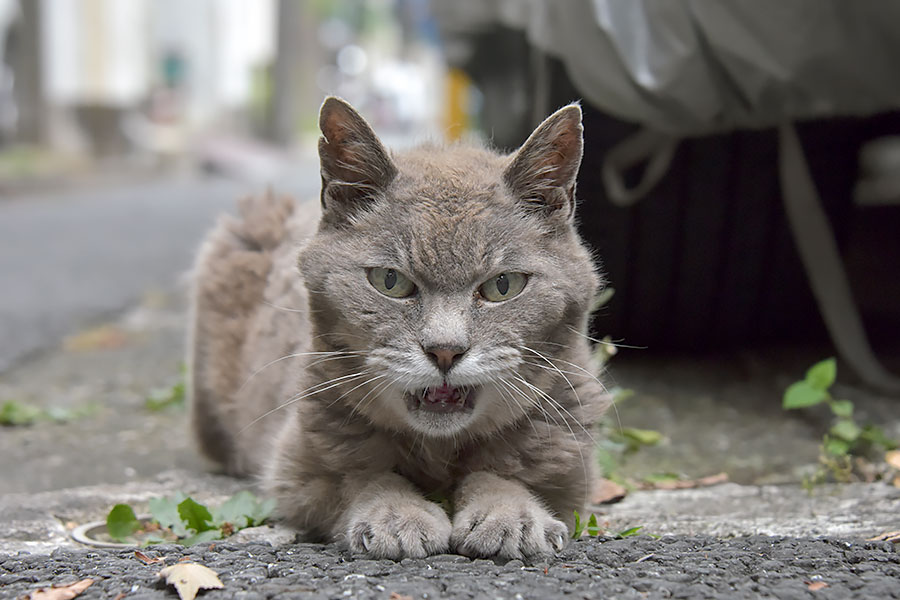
[{"left": 299, "top": 97, "right": 601, "bottom": 438}]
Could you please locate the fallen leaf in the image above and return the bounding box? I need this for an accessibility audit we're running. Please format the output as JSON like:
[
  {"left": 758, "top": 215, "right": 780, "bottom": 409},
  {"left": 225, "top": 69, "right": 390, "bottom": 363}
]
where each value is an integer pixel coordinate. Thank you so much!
[
  {"left": 20, "top": 579, "right": 93, "bottom": 600},
  {"left": 886, "top": 450, "right": 900, "bottom": 470},
  {"left": 592, "top": 478, "right": 627, "bottom": 504},
  {"left": 389, "top": 594, "right": 413, "bottom": 600},
  {"left": 63, "top": 325, "right": 129, "bottom": 352},
  {"left": 644, "top": 472, "right": 729, "bottom": 490},
  {"left": 866, "top": 530, "right": 900, "bottom": 543},
  {"left": 696, "top": 472, "right": 729, "bottom": 486},
  {"left": 134, "top": 550, "right": 164, "bottom": 564},
  {"left": 893, "top": 474, "right": 900, "bottom": 489},
  {"left": 158, "top": 563, "right": 223, "bottom": 600},
  {"left": 113, "top": 594, "right": 127, "bottom": 600},
  {"left": 806, "top": 581, "right": 829, "bottom": 591}
]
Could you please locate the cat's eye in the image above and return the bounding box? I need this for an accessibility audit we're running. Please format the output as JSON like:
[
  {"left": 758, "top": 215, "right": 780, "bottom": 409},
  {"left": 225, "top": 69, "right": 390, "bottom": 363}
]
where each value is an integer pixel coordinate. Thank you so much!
[
  {"left": 478, "top": 272, "right": 528, "bottom": 302},
  {"left": 367, "top": 267, "right": 417, "bottom": 298}
]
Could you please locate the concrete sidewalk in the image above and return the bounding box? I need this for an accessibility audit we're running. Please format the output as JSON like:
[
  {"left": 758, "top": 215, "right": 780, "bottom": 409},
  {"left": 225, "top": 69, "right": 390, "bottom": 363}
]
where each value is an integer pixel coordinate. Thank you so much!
[{"left": 2, "top": 468, "right": 898, "bottom": 556}]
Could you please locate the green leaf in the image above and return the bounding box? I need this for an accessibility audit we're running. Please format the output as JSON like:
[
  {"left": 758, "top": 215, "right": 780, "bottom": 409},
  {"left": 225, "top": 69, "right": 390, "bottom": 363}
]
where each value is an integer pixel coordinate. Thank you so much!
[
  {"left": 610, "top": 387, "right": 635, "bottom": 405},
  {"left": 107, "top": 504, "right": 141, "bottom": 542},
  {"left": 830, "top": 419, "right": 862, "bottom": 443},
  {"left": 805, "top": 358, "right": 836, "bottom": 391},
  {"left": 615, "top": 526, "right": 643, "bottom": 538},
  {"left": 178, "top": 497, "right": 215, "bottom": 533},
  {"left": 180, "top": 529, "right": 223, "bottom": 546},
  {"left": 251, "top": 498, "right": 277, "bottom": 527},
  {"left": 590, "top": 287, "right": 616, "bottom": 313},
  {"left": 829, "top": 400, "right": 854, "bottom": 418},
  {"left": 782, "top": 381, "right": 827, "bottom": 409},
  {"left": 211, "top": 491, "right": 253, "bottom": 529},
  {"left": 586, "top": 513, "right": 601, "bottom": 536},
  {"left": 859, "top": 426, "right": 898, "bottom": 450},
  {"left": 149, "top": 496, "right": 188, "bottom": 537},
  {"left": 824, "top": 437, "right": 851, "bottom": 456},
  {"left": 0, "top": 400, "right": 43, "bottom": 426},
  {"left": 572, "top": 510, "right": 585, "bottom": 539},
  {"left": 620, "top": 428, "right": 663, "bottom": 446}
]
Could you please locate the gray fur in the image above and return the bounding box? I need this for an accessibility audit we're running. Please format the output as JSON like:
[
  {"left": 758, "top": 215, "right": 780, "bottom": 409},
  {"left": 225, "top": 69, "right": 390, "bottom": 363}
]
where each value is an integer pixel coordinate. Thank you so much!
[{"left": 189, "top": 97, "right": 610, "bottom": 560}]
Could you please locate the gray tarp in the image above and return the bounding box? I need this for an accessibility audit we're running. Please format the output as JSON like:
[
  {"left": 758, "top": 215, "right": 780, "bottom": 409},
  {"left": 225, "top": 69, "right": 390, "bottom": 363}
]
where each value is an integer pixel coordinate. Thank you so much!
[{"left": 436, "top": 0, "right": 900, "bottom": 135}]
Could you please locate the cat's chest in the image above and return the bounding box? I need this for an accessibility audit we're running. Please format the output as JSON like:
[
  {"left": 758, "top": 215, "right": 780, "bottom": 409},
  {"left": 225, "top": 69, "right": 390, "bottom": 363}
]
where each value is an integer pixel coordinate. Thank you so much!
[{"left": 393, "top": 433, "right": 531, "bottom": 493}]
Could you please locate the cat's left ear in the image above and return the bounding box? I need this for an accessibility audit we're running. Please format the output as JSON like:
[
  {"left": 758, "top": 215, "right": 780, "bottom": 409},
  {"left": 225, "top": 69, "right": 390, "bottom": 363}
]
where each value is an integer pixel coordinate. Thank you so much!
[
  {"left": 503, "top": 103, "right": 583, "bottom": 220},
  {"left": 318, "top": 97, "right": 397, "bottom": 225}
]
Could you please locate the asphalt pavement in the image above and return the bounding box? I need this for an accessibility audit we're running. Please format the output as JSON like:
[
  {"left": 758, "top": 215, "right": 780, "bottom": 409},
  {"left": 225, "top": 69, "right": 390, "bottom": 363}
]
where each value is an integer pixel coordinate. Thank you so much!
[{"left": 1, "top": 535, "right": 898, "bottom": 599}]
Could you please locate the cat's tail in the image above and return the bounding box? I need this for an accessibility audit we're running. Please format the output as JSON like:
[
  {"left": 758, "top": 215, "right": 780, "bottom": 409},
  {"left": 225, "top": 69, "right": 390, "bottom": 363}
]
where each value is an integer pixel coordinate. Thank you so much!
[{"left": 188, "top": 189, "right": 296, "bottom": 475}]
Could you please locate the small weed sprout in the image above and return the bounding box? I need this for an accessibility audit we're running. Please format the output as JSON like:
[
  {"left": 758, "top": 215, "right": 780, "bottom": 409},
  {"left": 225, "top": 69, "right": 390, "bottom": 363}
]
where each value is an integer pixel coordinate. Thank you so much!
[
  {"left": 572, "top": 510, "right": 651, "bottom": 540},
  {"left": 783, "top": 358, "right": 897, "bottom": 488}
]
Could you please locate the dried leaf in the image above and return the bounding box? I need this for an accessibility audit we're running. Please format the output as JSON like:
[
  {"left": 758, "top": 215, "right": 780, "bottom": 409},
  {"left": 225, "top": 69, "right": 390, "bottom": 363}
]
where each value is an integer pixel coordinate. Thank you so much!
[
  {"left": 886, "top": 450, "right": 900, "bottom": 470},
  {"left": 647, "top": 472, "right": 728, "bottom": 490},
  {"left": 20, "top": 579, "right": 93, "bottom": 600},
  {"left": 806, "top": 581, "right": 829, "bottom": 591},
  {"left": 134, "top": 550, "right": 164, "bottom": 564},
  {"left": 113, "top": 594, "right": 127, "bottom": 600},
  {"left": 63, "top": 325, "right": 129, "bottom": 351},
  {"left": 389, "top": 594, "right": 413, "bottom": 600},
  {"left": 696, "top": 472, "right": 729, "bottom": 486},
  {"left": 592, "top": 478, "right": 627, "bottom": 504},
  {"left": 158, "top": 563, "right": 223, "bottom": 600},
  {"left": 866, "top": 530, "right": 900, "bottom": 543}
]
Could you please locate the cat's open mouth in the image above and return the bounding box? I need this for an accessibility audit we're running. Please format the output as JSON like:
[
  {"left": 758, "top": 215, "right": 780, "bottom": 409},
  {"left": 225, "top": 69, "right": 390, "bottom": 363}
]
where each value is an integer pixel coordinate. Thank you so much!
[{"left": 406, "top": 383, "right": 476, "bottom": 414}]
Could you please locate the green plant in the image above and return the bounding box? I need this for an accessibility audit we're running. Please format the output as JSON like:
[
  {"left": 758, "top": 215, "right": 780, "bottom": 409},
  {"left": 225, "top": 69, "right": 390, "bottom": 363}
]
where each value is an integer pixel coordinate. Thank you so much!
[
  {"left": 594, "top": 388, "right": 663, "bottom": 485},
  {"left": 572, "top": 510, "right": 650, "bottom": 539},
  {"left": 145, "top": 364, "right": 187, "bottom": 411},
  {"left": 783, "top": 358, "right": 897, "bottom": 485},
  {"left": 105, "top": 490, "right": 276, "bottom": 546},
  {"left": 0, "top": 399, "right": 97, "bottom": 426}
]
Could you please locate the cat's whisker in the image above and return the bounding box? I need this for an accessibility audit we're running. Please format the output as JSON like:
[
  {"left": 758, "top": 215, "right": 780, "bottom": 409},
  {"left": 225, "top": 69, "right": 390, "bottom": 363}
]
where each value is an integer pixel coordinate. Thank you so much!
[
  {"left": 490, "top": 380, "right": 543, "bottom": 440},
  {"left": 238, "top": 351, "right": 365, "bottom": 393},
  {"left": 518, "top": 345, "right": 587, "bottom": 420},
  {"left": 262, "top": 300, "right": 305, "bottom": 313},
  {"left": 518, "top": 345, "right": 611, "bottom": 395},
  {"left": 511, "top": 374, "right": 596, "bottom": 446},
  {"left": 305, "top": 352, "right": 369, "bottom": 370},
  {"left": 497, "top": 377, "right": 562, "bottom": 432},
  {"left": 508, "top": 375, "right": 592, "bottom": 491},
  {"left": 565, "top": 326, "right": 647, "bottom": 350},
  {"left": 239, "top": 370, "right": 375, "bottom": 433},
  {"left": 520, "top": 359, "right": 589, "bottom": 379},
  {"left": 335, "top": 375, "right": 390, "bottom": 425}
]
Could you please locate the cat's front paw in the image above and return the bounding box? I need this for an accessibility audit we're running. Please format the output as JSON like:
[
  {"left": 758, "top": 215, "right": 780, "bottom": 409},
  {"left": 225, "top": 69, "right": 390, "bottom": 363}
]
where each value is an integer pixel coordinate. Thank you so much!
[
  {"left": 450, "top": 499, "right": 568, "bottom": 560},
  {"left": 346, "top": 498, "right": 452, "bottom": 559}
]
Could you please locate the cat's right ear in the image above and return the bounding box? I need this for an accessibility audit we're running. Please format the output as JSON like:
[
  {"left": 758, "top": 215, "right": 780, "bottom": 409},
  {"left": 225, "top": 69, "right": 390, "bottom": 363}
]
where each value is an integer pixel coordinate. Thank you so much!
[
  {"left": 503, "top": 103, "right": 584, "bottom": 221},
  {"left": 317, "top": 97, "right": 397, "bottom": 225}
]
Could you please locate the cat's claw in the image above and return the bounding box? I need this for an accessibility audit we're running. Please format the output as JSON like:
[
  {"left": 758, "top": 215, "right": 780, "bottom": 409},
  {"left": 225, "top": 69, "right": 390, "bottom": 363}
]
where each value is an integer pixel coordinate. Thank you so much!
[
  {"left": 450, "top": 502, "right": 569, "bottom": 560},
  {"left": 346, "top": 499, "right": 452, "bottom": 560}
]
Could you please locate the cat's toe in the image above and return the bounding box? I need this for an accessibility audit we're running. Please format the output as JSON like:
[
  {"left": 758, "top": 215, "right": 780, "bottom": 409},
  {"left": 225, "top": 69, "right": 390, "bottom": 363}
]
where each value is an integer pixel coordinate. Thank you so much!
[
  {"left": 347, "top": 501, "right": 451, "bottom": 560},
  {"left": 451, "top": 505, "right": 569, "bottom": 560}
]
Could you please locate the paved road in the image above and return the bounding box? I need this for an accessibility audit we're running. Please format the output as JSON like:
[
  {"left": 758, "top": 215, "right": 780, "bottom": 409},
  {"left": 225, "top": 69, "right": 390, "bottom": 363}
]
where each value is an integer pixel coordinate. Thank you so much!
[
  {"left": 2, "top": 536, "right": 898, "bottom": 599},
  {"left": 0, "top": 167, "right": 319, "bottom": 373}
]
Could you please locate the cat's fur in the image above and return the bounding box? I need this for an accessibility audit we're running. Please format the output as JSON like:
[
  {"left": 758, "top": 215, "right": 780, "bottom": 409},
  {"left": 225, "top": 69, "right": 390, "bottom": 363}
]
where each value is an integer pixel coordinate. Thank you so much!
[{"left": 189, "top": 97, "right": 610, "bottom": 560}]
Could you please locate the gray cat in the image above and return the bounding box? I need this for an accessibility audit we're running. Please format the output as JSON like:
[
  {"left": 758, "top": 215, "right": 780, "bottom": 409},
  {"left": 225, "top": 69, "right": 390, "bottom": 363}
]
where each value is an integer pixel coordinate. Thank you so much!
[{"left": 189, "top": 97, "right": 610, "bottom": 560}]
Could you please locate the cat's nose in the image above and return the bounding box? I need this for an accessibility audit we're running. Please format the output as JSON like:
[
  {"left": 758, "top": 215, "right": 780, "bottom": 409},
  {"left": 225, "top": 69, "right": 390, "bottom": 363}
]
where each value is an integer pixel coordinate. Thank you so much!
[{"left": 424, "top": 345, "right": 467, "bottom": 374}]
